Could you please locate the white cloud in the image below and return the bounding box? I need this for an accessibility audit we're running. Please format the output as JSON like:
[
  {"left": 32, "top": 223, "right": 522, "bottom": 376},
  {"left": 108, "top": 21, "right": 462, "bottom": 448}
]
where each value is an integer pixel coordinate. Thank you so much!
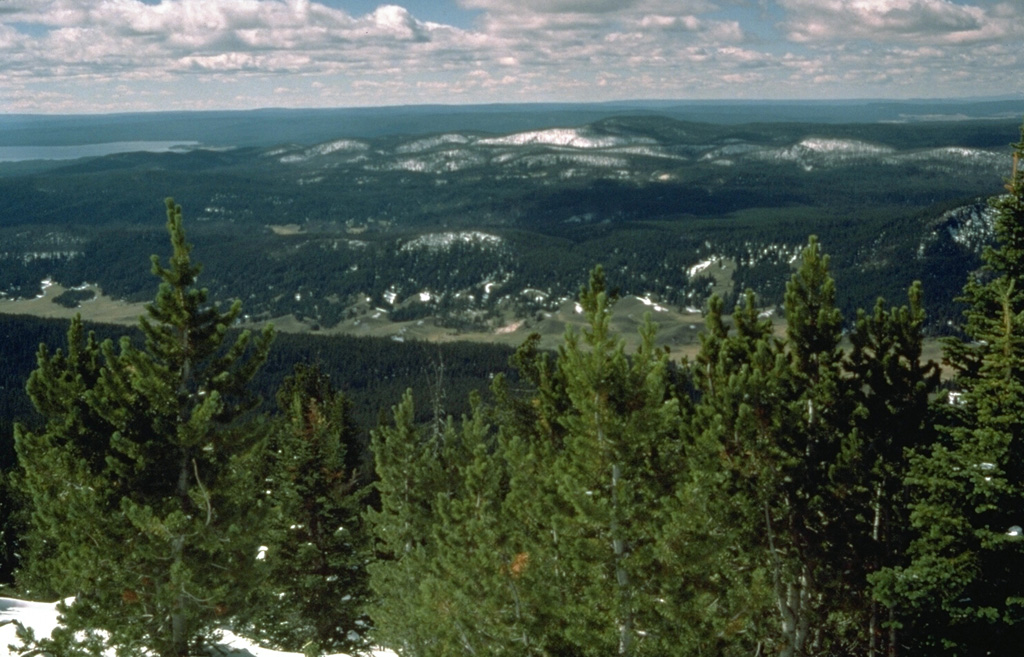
[
  {"left": 779, "top": 0, "right": 1019, "bottom": 44},
  {"left": 0, "top": 0, "right": 1020, "bottom": 112}
]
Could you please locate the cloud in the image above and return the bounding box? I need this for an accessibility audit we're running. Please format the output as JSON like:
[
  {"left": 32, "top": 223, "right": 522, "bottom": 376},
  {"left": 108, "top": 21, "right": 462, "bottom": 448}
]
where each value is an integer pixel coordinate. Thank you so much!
[
  {"left": 779, "top": 0, "right": 1019, "bottom": 44},
  {"left": 459, "top": 0, "right": 629, "bottom": 13},
  {"left": 0, "top": 0, "right": 1020, "bottom": 112},
  {"left": 0, "top": 0, "right": 481, "bottom": 80}
]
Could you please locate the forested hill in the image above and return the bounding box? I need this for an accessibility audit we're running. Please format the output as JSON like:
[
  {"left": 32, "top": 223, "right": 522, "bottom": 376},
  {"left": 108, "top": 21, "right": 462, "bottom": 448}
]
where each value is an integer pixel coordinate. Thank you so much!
[{"left": 1, "top": 112, "right": 1019, "bottom": 334}]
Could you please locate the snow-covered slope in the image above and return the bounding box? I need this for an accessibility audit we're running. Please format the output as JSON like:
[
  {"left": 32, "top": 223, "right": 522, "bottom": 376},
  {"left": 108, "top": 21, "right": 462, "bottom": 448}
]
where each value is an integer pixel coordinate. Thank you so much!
[{"left": 476, "top": 127, "right": 646, "bottom": 149}]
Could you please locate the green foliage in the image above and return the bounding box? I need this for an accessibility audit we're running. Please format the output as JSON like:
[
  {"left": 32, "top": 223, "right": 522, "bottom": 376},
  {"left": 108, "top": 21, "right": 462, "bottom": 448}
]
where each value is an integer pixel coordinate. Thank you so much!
[
  {"left": 242, "top": 364, "right": 371, "bottom": 657},
  {"left": 846, "top": 283, "right": 942, "bottom": 655},
  {"left": 364, "top": 391, "right": 451, "bottom": 657},
  {"left": 688, "top": 237, "right": 905, "bottom": 657},
  {"left": 368, "top": 267, "right": 725, "bottom": 657},
  {"left": 878, "top": 125, "right": 1024, "bottom": 655},
  {"left": 12, "top": 198, "right": 273, "bottom": 656},
  {"left": 51, "top": 288, "right": 96, "bottom": 309}
]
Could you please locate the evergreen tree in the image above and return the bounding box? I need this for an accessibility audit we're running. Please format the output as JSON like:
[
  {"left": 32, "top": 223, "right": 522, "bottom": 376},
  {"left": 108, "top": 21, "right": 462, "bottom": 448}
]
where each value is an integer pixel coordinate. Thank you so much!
[
  {"left": 365, "top": 392, "right": 450, "bottom": 657},
  {"left": 244, "top": 363, "right": 370, "bottom": 657},
  {"left": 779, "top": 237, "right": 861, "bottom": 655},
  {"left": 691, "top": 239, "right": 862, "bottom": 657},
  {"left": 414, "top": 395, "right": 537, "bottom": 657},
  {"left": 685, "top": 289, "right": 783, "bottom": 655},
  {"left": 495, "top": 268, "right": 700, "bottom": 656},
  {"left": 544, "top": 267, "right": 681, "bottom": 656},
  {"left": 847, "top": 284, "right": 941, "bottom": 656},
  {"left": 367, "top": 268, "right": 700, "bottom": 657},
  {"left": 13, "top": 198, "right": 273, "bottom": 656},
  {"left": 877, "top": 126, "right": 1024, "bottom": 655},
  {"left": 12, "top": 315, "right": 113, "bottom": 599},
  {"left": 0, "top": 468, "right": 17, "bottom": 585}
]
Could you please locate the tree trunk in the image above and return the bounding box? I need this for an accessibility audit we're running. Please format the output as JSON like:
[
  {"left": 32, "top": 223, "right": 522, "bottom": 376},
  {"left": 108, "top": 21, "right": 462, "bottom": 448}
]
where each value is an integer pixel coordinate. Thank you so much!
[
  {"left": 870, "top": 483, "right": 882, "bottom": 657},
  {"left": 612, "top": 461, "right": 632, "bottom": 657},
  {"left": 170, "top": 448, "right": 191, "bottom": 656}
]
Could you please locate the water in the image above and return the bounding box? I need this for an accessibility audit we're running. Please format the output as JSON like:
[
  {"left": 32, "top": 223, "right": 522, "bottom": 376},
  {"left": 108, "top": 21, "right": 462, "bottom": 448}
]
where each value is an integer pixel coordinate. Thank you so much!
[{"left": 0, "top": 141, "right": 200, "bottom": 162}]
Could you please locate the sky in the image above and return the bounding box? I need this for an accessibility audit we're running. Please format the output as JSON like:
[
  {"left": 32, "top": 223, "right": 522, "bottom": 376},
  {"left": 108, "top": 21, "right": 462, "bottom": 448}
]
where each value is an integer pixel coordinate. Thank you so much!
[{"left": 0, "top": 0, "right": 1022, "bottom": 114}]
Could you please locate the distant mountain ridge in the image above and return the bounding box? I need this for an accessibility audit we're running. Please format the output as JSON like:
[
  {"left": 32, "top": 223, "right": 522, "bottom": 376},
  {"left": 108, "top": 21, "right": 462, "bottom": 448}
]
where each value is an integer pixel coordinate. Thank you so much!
[{"left": 1, "top": 97, "right": 1020, "bottom": 148}]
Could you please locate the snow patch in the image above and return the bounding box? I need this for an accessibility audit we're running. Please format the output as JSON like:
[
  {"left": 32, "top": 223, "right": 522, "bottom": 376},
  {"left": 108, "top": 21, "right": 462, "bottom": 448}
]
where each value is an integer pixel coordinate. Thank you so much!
[
  {"left": 396, "top": 134, "right": 471, "bottom": 153},
  {"left": 636, "top": 295, "right": 668, "bottom": 312},
  {"left": 280, "top": 139, "right": 368, "bottom": 163},
  {"left": 400, "top": 232, "right": 503, "bottom": 252},
  {"left": 478, "top": 128, "right": 643, "bottom": 149},
  {"left": 688, "top": 260, "right": 713, "bottom": 278}
]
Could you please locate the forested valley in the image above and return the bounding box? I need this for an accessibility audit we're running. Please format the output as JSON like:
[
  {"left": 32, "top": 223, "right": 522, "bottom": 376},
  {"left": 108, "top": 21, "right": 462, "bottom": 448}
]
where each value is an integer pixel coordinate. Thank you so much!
[{"left": 1, "top": 125, "right": 1024, "bottom": 657}]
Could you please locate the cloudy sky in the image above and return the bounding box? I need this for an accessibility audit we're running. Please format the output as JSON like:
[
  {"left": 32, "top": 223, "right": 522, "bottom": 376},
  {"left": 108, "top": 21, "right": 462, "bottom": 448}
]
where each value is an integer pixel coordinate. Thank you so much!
[{"left": 1, "top": 0, "right": 1021, "bottom": 114}]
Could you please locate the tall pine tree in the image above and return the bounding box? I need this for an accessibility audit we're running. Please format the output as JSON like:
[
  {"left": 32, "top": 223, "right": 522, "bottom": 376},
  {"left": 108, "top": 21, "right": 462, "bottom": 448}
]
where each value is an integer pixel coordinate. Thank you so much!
[
  {"left": 847, "top": 284, "right": 941, "bottom": 656},
  {"left": 14, "top": 198, "right": 273, "bottom": 657},
  {"left": 365, "top": 391, "right": 452, "bottom": 657},
  {"left": 691, "top": 239, "right": 864, "bottom": 657}
]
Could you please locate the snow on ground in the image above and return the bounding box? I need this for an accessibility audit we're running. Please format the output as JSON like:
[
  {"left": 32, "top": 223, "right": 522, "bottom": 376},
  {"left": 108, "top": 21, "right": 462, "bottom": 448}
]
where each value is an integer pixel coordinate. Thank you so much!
[
  {"left": 0, "top": 597, "right": 397, "bottom": 657},
  {"left": 687, "top": 259, "right": 713, "bottom": 277},
  {"left": 476, "top": 128, "right": 636, "bottom": 149}
]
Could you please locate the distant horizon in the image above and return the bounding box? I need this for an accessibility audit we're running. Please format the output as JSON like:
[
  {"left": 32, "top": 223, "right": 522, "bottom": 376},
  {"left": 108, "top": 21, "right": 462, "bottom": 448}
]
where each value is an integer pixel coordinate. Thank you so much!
[{"left": 3, "top": 95, "right": 1022, "bottom": 119}]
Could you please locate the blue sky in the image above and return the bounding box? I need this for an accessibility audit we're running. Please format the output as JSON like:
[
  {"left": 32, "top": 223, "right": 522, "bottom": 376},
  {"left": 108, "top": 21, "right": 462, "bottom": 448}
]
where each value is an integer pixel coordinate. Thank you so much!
[{"left": 1, "top": 0, "right": 1021, "bottom": 113}]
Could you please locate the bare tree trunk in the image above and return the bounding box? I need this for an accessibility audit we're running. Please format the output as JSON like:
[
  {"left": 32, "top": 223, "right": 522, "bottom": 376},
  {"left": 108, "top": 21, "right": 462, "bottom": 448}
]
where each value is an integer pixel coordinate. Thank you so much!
[
  {"left": 766, "top": 502, "right": 813, "bottom": 657},
  {"left": 870, "top": 483, "right": 883, "bottom": 657},
  {"left": 612, "top": 461, "right": 632, "bottom": 657}
]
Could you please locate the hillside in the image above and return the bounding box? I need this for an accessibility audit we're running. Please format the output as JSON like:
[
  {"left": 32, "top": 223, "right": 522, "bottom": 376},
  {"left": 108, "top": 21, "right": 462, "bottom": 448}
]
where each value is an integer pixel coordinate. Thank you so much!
[{"left": 0, "top": 110, "right": 1019, "bottom": 336}]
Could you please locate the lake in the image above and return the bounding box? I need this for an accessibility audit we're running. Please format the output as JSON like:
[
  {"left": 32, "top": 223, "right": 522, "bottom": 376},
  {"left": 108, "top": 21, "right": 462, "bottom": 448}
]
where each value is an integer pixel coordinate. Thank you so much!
[{"left": 0, "top": 141, "right": 200, "bottom": 162}]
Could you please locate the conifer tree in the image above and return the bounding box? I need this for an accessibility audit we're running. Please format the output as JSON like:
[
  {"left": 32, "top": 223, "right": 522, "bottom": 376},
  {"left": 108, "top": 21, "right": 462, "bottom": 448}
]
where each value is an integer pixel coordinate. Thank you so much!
[
  {"left": 365, "top": 392, "right": 450, "bottom": 657},
  {"left": 847, "top": 284, "right": 941, "bottom": 656},
  {"left": 0, "top": 468, "right": 18, "bottom": 585},
  {"left": 495, "top": 268, "right": 698, "bottom": 656},
  {"left": 546, "top": 267, "right": 681, "bottom": 656},
  {"left": 14, "top": 198, "right": 273, "bottom": 657},
  {"left": 245, "top": 364, "right": 370, "bottom": 657},
  {"left": 691, "top": 240, "right": 862, "bottom": 657},
  {"left": 12, "top": 315, "right": 114, "bottom": 598},
  {"left": 415, "top": 395, "right": 538, "bottom": 657},
  {"left": 877, "top": 126, "right": 1024, "bottom": 655},
  {"left": 367, "top": 268, "right": 698, "bottom": 657}
]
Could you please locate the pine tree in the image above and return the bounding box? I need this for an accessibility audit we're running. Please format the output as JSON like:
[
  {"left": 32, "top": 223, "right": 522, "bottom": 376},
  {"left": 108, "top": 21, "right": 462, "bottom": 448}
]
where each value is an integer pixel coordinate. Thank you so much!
[
  {"left": 547, "top": 267, "right": 682, "bottom": 656},
  {"left": 847, "top": 284, "right": 941, "bottom": 656},
  {"left": 691, "top": 239, "right": 863, "bottom": 657},
  {"left": 367, "top": 268, "right": 699, "bottom": 656},
  {"left": 494, "top": 268, "right": 699, "bottom": 656},
  {"left": 365, "top": 391, "right": 450, "bottom": 657},
  {"left": 0, "top": 467, "right": 18, "bottom": 585},
  {"left": 13, "top": 198, "right": 273, "bottom": 657},
  {"left": 685, "top": 289, "right": 783, "bottom": 655},
  {"left": 415, "top": 394, "right": 538, "bottom": 657},
  {"left": 878, "top": 126, "right": 1024, "bottom": 655},
  {"left": 244, "top": 364, "right": 370, "bottom": 657}
]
